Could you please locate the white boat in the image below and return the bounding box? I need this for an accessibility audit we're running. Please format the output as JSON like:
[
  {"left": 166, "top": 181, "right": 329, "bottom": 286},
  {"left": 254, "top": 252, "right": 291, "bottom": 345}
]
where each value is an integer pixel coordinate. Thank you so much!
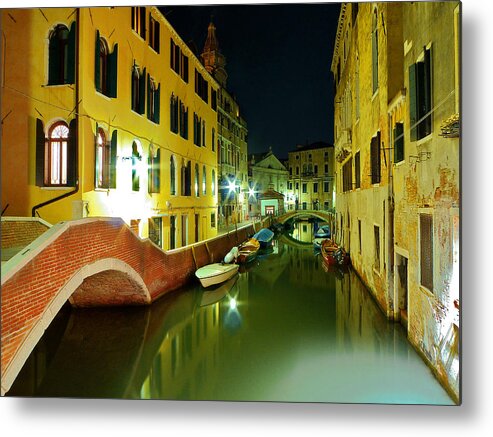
[
  {"left": 200, "top": 275, "right": 238, "bottom": 306},
  {"left": 195, "top": 262, "right": 239, "bottom": 288}
]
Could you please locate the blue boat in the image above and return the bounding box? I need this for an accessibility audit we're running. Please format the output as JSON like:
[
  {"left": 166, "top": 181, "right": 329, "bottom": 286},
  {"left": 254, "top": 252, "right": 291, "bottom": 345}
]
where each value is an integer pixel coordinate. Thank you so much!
[
  {"left": 314, "top": 225, "right": 331, "bottom": 239},
  {"left": 253, "top": 228, "right": 274, "bottom": 249}
]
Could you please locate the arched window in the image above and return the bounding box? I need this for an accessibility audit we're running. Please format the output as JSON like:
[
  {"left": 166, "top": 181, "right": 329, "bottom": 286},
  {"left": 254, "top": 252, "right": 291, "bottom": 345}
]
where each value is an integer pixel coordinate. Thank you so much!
[
  {"left": 212, "top": 169, "right": 216, "bottom": 196},
  {"left": 372, "top": 9, "right": 379, "bottom": 93},
  {"left": 202, "top": 165, "right": 207, "bottom": 195},
  {"left": 132, "top": 141, "right": 140, "bottom": 191},
  {"left": 147, "top": 77, "right": 160, "bottom": 124},
  {"left": 148, "top": 146, "right": 160, "bottom": 193},
  {"left": 47, "top": 121, "right": 69, "bottom": 185},
  {"left": 48, "top": 24, "right": 75, "bottom": 85},
  {"left": 170, "top": 155, "right": 176, "bottom": 195},
  {"left": 131, "top": 65, "right": 145, "bottom": 114},
  {"left": 195, "top": 163, "right": 200, "bottom": 197},
  {"left": 95, "top": 128, "right": 110, "bottom": 188},
  {"left": 94, "top": 30, "right": 118, "bottom": 97},
  {"left": 212, "top": 128, "right": 215, "bottom": 152}
]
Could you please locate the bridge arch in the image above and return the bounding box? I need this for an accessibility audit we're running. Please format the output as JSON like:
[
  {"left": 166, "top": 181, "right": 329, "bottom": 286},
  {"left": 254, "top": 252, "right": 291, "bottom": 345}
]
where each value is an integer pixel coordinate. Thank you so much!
[
  {"left": 276, "top": 210, "right": 335, "bottom": 225},
  {"left": 1, "top": 258, "right": 150, "bottom": 395}
]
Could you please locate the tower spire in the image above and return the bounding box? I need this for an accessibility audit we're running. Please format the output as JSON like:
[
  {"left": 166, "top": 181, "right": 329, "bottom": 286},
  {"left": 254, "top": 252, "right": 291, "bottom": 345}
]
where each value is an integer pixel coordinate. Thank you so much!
[{"left": 201, "top": 19, "right": 228, "bottom": 87}]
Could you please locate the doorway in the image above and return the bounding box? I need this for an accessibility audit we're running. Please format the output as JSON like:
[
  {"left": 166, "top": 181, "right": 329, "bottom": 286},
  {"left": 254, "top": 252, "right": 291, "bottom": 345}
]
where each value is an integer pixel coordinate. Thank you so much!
[{"left": 395, "top": 253, "right": 408, "bottom": 328}]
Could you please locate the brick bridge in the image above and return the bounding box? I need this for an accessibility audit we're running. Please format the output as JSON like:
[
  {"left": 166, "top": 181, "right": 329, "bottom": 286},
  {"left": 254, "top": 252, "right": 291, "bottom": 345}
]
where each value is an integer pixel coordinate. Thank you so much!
[
  {"left": 1, "top": 217, "right": 256, "bottom": 395},
  {"left": 275, "top": 210, "right": 335, "bottom": 225}
]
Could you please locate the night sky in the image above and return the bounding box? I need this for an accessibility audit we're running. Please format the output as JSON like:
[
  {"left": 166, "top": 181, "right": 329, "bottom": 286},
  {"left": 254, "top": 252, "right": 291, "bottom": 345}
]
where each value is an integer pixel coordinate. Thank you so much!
[{"left": 160, "top": 3, "right": 340, "bottom": 159}]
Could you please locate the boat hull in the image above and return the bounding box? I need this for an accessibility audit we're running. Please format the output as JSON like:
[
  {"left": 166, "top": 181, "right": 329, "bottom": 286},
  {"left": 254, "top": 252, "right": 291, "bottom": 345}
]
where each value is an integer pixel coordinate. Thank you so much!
[
  {"left": 237, "top": 238, "right": 260, "bottom": 264},
  {"left": 195, "top": 263, "right": 240, "bottom": 288}
]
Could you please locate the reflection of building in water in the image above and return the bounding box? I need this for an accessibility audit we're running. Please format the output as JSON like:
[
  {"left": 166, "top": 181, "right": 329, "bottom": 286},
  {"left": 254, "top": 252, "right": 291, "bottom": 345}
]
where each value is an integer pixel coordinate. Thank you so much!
[
  {"left": 140, "top": 298, "right": 222, "bottom": 399},
  {"left": 335, "top": 271, "right": 393, "bottom": 352},
  {"left": 290, "top": 221, "right": 315, "bottom": 243},
  {"left": 139, "top": 273, "right": 248, "bottom": 399}
]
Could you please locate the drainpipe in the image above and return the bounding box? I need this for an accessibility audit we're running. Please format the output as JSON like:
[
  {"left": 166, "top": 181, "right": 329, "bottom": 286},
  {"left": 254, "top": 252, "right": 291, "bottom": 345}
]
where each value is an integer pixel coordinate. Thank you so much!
[{"left": 32, "top": 8, "right": 80, "bottom": 218}]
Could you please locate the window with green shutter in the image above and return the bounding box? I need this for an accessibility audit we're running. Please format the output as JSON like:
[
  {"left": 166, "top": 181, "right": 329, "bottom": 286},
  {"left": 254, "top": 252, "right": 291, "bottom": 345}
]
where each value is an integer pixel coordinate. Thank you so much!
[
  {"left": 409, "top": 46, "right": 433, "bottom": 141},
  {"left": 394, "top": 122, "right": 404, "bottom": 163}
]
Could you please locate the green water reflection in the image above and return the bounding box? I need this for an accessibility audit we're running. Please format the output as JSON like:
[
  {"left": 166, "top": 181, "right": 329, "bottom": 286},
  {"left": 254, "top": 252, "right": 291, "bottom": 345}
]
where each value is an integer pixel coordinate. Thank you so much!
[{"left": 9, "top": 233, "right": 453, "bottom": 404}]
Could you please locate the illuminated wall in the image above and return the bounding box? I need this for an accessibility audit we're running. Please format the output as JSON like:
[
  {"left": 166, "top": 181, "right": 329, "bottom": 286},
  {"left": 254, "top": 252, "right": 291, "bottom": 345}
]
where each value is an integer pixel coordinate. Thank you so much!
[
  {"left": 1, "top": 6, "right": 219, "bottom": 249},
  {"left": 331, "top": 2, "right": 460, "bottom": 402},
  {"left": 286, "top": 142, "right": 335, "bottom": 212}
]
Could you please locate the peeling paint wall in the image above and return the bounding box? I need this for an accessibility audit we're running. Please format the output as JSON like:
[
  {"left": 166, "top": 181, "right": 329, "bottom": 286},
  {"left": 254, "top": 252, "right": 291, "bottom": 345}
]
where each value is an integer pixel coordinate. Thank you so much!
[{"left": 331, "top": 2, "right": 460, "bottom": 403}]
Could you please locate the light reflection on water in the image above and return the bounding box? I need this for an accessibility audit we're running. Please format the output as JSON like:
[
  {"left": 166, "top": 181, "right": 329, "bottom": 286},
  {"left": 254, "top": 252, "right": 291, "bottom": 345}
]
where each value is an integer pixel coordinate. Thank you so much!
[{"left": 8, "top": 227, "right": 453, "bottom": 404}]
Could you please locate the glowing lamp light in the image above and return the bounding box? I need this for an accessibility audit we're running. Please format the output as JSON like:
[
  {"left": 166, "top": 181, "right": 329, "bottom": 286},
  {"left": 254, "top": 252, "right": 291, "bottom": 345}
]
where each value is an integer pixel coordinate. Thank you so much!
[
  {"left": 230, "top": 297, "right": 237, "bottom": 310},
  {"left": 228, "top": 180, "right": 236, "bottom": 193},
  {"left": 248, "top": 187, "right": 255, "bottom": 197}
]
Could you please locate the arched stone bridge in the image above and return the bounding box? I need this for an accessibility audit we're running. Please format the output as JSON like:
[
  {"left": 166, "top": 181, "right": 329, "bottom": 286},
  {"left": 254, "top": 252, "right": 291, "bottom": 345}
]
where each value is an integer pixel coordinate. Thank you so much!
[
  {"left": 275, "top": 209, "right": 335, "bottom": 225},
  {"left": 1, "top": 217, "right": 255, "bottom": 395}
]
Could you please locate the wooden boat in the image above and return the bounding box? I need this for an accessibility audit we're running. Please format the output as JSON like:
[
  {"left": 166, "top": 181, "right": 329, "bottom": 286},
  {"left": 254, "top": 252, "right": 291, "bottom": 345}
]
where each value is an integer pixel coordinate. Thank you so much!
[
  {"left": 200, "top": 275, "right": 238, "bottom": 306},
  {"left": 320, "top": 239, "right": 339, "bottom": 266},
  {"left": 195, "top": 262, "right": 239, "bottom": 288},
  {"left": 237, "top": 238, "right": 260, "bottom": 264},
  {"left": 320, "top": 239, "right": 350, "bottom": 266},
  {"left": 253, "top": 228, "right": 274, "bottom": 249}
]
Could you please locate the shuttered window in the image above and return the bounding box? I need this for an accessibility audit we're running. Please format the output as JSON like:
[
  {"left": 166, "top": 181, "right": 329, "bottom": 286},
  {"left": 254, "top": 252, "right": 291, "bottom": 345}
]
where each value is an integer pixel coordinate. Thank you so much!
[
  {"left": 374, "top": 225, "right": 380, "bottom": 270},
  {"left": 372, "top": 10, "right": 378, "bottom": 94},
  {"left": 149, "top": 15, "right": 160, "bottom": 53},
  {"left": 131, "top": 65, "right": 145, "bottom": 114},
  {"left": 371, "top": 132, "right": 381, "bottom": 184},
  {"left": 131, "top": 6, "right": 146, "bottom": 39},
  {"left": 342, "top": 158, "right": 352, "bottom": 192},
  {"left": 355, "top": 151, "right": 361, "bottom": 188},
  {"left": 170, "top": 155, "right": 176, "bottom": 195},
  {"left": 420, "top": 214, "right": 434, "bottom": 291},
  {"left": 409, "top": 46, "right": 433, "bottom": 141},
  {"left": 394, "top": 122, "right": 404, "bottom": 163},
  {"left": 95, "top": 31, "right": 118, "bottom": 98},
  {"left": 147, "top": 75, "right": 160, "bottom": 124}
]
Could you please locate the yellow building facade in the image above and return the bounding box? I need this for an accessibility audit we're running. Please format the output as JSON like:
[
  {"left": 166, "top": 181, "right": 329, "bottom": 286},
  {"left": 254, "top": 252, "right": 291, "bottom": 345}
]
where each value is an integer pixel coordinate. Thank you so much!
[
  {"left": 286, "top": 142, "right": 335, "bottom": 212},
  {"left": 331, "top": 2, "right": 460, "bottom": 402},
  {"left": 1, "top": 6, "right": 219, "bottom": 250}
]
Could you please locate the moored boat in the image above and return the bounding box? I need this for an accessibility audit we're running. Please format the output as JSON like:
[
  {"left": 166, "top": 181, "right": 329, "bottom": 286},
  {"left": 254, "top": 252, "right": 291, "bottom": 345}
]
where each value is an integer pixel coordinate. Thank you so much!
[
  {"left": 200, "top": 275, "right": 238, "bottom": 306},
  {"left": 253, "top": 228, "right": 274, "bottom": 249},
  {"left": 195, "top": 262, "right": 240, "bottom": 288},
  {"left": 320, "top": 239, "right": 339, "bottom": 266},
  {"left": 237, "top": 238, "right": 260, "bottom": 264},
  {"left": 314, "top": 224, "right": 331, "bottom": 239},
  {"left": 320, "top": 239, "right": 350, "bottom": 266}
]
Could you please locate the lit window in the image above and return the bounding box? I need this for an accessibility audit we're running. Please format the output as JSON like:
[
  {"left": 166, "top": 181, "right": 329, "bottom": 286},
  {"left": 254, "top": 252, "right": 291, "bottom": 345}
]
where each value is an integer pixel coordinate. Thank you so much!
[
  {"left": 148, "top": 146, "right": 160, "bottom": 194},
  {"left": 47, "top": 122, "right": 69, "bottom": 186},
  {"left": 132, "top": 142, "right": 140, "bottom": 191},
  {"left": 202, "top": 165, "right": 207, "bottom": 195},
  {"left": 95, "top": 128, "right": 110, "bottom": 188},
  {"left": 131, "top": 6, "right": 146, "bottom": 39}
]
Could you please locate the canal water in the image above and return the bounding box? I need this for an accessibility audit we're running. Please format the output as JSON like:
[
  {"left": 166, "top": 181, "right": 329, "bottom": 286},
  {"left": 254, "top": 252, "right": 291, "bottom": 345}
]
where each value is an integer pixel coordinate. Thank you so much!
[{"left": 8, "top": 222, "right": 454, "bottom": 404}]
